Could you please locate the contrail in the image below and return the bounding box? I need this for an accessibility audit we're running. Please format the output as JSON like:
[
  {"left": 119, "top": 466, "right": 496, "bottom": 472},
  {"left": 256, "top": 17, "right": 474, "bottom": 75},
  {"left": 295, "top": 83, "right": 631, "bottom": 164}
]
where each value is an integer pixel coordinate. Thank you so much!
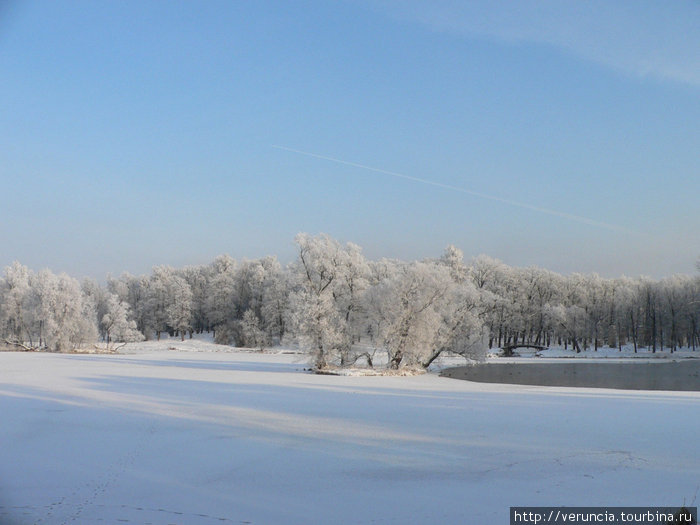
[{"left": 272, "top": 145, "right": 632, "bottom": 234}]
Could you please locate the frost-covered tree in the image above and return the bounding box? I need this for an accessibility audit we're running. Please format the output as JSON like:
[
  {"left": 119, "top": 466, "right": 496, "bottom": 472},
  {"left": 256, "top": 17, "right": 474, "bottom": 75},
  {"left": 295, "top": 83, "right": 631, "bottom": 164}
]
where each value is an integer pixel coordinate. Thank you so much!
[
  {"left": 236, "top": 309, "right": 269, "bottom": 349},
  {"left": 31, "top": 270, "right": 97, "bottom": 351},
  {"left": 205, "top": 255, "right": 238, "bottom": 344},
  {"left": 332, "top": 242, "right": 370, "bottom": 353},
  {"left": 259, "top": 258, "right": 289, "bottom": 342},
  {"left": 165, "top": 274, "right": 193, "bottom": 341},
  {"left": 233, "top": 259, "right": 266, "bottom": 318},
  {"left": 286, "top": 233, "right": 373, "bottom": 368},
  {"left": 418, "top": 280, "right": 487, "bottom": 368},
  {"left": 147, "top": 266, "right": 173, "bottom": 339},
  {"left": 617, "top": 277, "right": 643, "bottom": 353},
  {"left": 108, "top": 273, "right": 151, "bottom": 339},
  {"left": 440, "top": 245, "right": 468, "bottom": 283},
  {"left": 468, "top": 255, "right": 515, "bottom": 348},
  {"left": 101, "top": 293, "right": 144, "bottom": 344},
  {"left": 0, "top": 262, "right": 35, "bottom": 347},
  {"left": 287, "top": 233, "right": 348, "bottom": 368},
  {"left": 142, "top": 266, "right": 194, "bottom": 340},
  {"left": 287, "top": 287, "right": 345, "bottom": 368},
  {"left": 181, "top": 264, "right": 211, "bottom": 334},
  {"left": 1, "top": 264, "right": 98, "bottom": 351},
  {"left": 368, "top": 260, "right": 485, "bottom": 369}
]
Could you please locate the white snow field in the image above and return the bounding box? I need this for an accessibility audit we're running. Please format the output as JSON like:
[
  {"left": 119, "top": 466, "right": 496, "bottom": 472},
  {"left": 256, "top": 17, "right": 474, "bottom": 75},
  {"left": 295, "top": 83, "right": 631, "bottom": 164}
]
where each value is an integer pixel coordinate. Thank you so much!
[{"left": 1, "top": 340, "right": 699, "bottom": 524}]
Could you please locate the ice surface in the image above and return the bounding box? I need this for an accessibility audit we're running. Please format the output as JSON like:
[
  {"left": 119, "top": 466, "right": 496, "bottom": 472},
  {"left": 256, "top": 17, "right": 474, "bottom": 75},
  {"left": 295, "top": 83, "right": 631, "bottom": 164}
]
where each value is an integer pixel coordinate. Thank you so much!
[{"left": 1, "top": 340, "right": 698, "bottom": 524}]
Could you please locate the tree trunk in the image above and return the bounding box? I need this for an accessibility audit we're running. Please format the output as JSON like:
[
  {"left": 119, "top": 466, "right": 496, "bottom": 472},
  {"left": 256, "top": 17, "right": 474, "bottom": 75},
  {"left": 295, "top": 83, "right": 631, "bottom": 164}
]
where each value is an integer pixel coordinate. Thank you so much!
[
  {"left": 389, "top": 350, "right": 403, "bottom": 370},
  {"left": 421, "top": 349, "right": 443, "bottom": 370}
]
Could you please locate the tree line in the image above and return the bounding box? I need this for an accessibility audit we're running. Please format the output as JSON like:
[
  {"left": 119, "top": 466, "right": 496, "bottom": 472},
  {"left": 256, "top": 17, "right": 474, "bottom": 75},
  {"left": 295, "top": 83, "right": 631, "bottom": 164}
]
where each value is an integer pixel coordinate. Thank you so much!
[{"left": 1, "top": 233, "right": 699, "bottom": 368}]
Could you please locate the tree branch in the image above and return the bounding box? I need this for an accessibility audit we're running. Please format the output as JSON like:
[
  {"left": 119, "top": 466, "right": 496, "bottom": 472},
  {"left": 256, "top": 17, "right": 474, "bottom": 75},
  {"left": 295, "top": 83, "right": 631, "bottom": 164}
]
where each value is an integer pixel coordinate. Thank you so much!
[{"left": 4, "top": 339, "right": 37, "bottom": 351}]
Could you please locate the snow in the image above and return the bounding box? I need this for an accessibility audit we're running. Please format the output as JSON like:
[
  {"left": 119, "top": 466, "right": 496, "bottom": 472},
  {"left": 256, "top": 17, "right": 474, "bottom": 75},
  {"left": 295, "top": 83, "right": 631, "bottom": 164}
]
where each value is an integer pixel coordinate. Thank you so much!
[{"left": 1, "top": 340, "right": 699, "bottom": 524}]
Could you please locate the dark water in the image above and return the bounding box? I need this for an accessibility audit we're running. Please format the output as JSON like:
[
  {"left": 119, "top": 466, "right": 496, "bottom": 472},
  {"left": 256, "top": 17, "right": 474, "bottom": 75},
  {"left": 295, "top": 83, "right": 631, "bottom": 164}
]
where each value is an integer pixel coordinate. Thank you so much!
[{"left": 441, "top": 360, "right": 700, "bottom": 391}]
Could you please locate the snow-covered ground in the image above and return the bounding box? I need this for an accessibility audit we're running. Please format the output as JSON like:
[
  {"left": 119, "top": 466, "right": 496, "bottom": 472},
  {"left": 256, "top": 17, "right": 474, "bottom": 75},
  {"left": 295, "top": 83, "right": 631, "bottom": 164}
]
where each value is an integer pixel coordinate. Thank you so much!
[{"left": 1, "top": 338, "right": 699, "bottom": 524}]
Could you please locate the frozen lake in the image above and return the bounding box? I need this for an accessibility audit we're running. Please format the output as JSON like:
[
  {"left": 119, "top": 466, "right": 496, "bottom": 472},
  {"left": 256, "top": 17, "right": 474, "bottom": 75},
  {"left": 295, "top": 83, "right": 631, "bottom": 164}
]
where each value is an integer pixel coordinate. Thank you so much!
[{"left": 1, "top": 345, "right": 699, "bottom": 524}]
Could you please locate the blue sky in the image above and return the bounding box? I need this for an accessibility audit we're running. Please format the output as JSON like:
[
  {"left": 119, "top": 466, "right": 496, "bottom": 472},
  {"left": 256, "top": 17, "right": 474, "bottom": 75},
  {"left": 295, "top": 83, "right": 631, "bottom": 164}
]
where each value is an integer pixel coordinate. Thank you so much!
[{"left": 1, "top": 0, "right": 698, "bottom": 279}]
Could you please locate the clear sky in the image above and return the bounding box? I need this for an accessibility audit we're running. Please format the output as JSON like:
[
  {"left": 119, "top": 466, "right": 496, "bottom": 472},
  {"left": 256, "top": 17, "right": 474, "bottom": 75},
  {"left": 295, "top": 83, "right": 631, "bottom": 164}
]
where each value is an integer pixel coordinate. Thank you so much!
[{"left": 1, "top": 0, "right": 698, "bottom": 279}]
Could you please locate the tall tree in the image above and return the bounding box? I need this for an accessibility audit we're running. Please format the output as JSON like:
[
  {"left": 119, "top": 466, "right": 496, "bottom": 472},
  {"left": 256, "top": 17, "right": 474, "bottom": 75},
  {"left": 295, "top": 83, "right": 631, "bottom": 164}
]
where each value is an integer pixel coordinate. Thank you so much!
[{"left": 0, "top": 262, "right": 35, "bottom": 347}]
